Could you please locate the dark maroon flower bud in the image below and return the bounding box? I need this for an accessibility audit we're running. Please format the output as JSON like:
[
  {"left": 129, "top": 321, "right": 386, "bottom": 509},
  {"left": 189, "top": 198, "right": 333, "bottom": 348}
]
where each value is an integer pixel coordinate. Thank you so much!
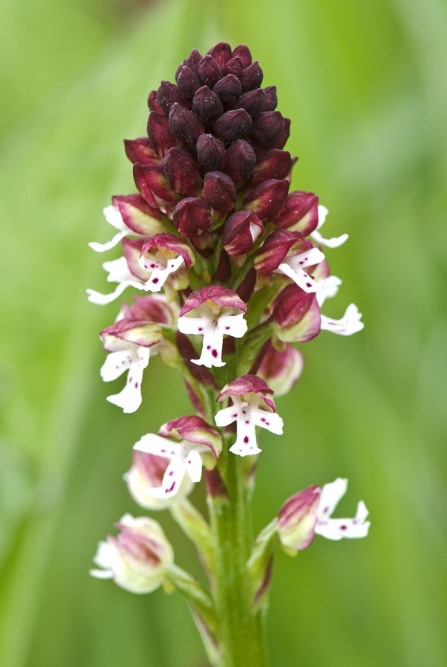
[
  {"left": 232, "top": 44, "right": 252, "bottom": 68},
  {"left": 240, "top": 61, "right": 263, "bottom": 92},
  {"left": 197, "top": 55, "right": 222, "bottom": 88},
  {"left": 243, "top": 179, "right": 289, "bottom": 220},
  {"left": 213, "top": 74, "right": 242, "bottom": 108},
  {"left": 222, "top": 210, "right": 264, "bottom": 256},
  {"left": 271, "top": 117, "right": 291, "bottom": 150},
  {"left": 236, "top": 267, "right": 257, "bottom": 302},
  {"left": 148, "top": 90, "right": 164, "bottom": 113},
  {"left": 235, "top": 89, "right": 266, "bottom": 117},
  {"left": 208, "top": 42, "right": 232, "bottom": 67},
  {"left": 261, "top": 86, "right": 278, "bottom": 111},
  {"left": 222, "top": 56, "right": 244, "bottom": 77},
  {"left": 175, "top": 65, "right": 201, "bottom": 100},
  {"left": 147, "top": 112, "right": 176, "bottom": 157},
  {"left": 156, "top": 81, "right": 187, "bottom": 115},
  {"left": 214, "top": 109, "right": 252, "bottom": 144},
  {"left": 203, "top": 171, "right": 237, "bottom": 212},
  {"left": 162, "top": 147, "right": 201, "bottom": 197},
  {"left": 173, "top": 197, "right": 212, "bottom": 239},
  {"left": 196, "top": 134, "right": 225, "bottom": 172},
  {"left": 112, "top": 194, "right": 163, "bottom": 235},
  {"left": 213, "top": 249, "right": 231, "bottom": 282},
  {"left": 226, "top": 139, "right": 256, "bottom": 183},
  {"left": 274, "top": 191, "right": 319, "bottom": 234},
  {"left": 176, "top": 49, "right": 202, "bottom": 76},
  {"left": 168, "top": 103, "right": 204, "bottom": 146},
  {"left": 134, "top": 164, "right": 180, "bottom": 208},
  {"left": 124, "top": 138, "right": 162, "bottom": 166},
  {"left": 250, "top": 149, "right": 292, "bottom": 186},
  {"left": 254, "top": 229, "right": 299, "bottom": 273},
  {"left": 192, "top": 86, "right": 224, "bottom": 122},
  {"left": 250, "top": 111, "right": 285, "bottom": 148}
]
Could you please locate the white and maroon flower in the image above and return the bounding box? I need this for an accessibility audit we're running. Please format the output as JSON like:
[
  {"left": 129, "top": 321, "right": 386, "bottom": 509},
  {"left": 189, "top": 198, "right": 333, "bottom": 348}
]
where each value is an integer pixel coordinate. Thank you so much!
[
  {"left": 138, "top": 232, "right": 195, "bottom": 292},
  {"left": 100, "top": 295, "right": 178, "bottom": 413},
  {"left": 124, "top": 451, "right": 193, "bottom": 510},
  {"left": 90, "top": 514, "right": 173, "bottom": 593},
  {"left": 310, "top": 206, "right": 348, "bottom": 248},
  {"left": 133, "top": 416, "right": 222, "bottom": 500},
  {"left": 257, "top": 342, "right": 304, "bottom": 396},
  {"left": 177, "top": 286, "right": 248, "bottom": 368},
  {"left": 278, "top": 478, "right": 370, "bottom": 550},
  {"left": 255, "top": 230, "right": 325, "bottom": 293},
  {"left": 89, "top": 195, "right": 164, "bottom": 253},
  {"left": 215, "top": 374, "right": 283, "bottom": 457}
]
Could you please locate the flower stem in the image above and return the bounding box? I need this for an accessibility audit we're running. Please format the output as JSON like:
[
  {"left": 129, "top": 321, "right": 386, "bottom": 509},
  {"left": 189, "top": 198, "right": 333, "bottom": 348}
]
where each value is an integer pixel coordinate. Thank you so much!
[{"left": 208, "top": 441, "right": 270, "bottom": 667}]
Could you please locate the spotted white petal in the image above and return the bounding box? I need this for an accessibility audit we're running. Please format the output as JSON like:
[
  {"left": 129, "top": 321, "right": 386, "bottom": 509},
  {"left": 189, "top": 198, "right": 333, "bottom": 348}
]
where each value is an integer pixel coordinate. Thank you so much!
[
  {"left": 278, "top": 262, "right": 319, "bottom": 293},
  {"left": 134, "top": 433, "right": 182, "bottom": 458},
  {"left": 318, "top": 478, "right": 348, "bottom": 518},
  {"left": 320, "top": 304, "right": 364, "bottom": 336},
  {"left": 143, "top": 256, "right": 184, "bottom": 293},
  {"left": 251, "top": 408, "right": 284, "bottom": 435},
  {"left": 192, "top": 327, "right": 226, "bottom": 368},
  {"left": 147, "top": 458, "right": 187, "bottom": 499},
  {"left": 229, "top": 433, "right": 262, "bottom": 457},
  {"left": 177, "top": 314, "right": 210, "bottom": 336},
  {"left": 100, "top": 349, "right": 136, "bottom": 382},
  {"left": 217, "top": 313, "right": 248, "bottom": 338},
  {"left": 185, "top": 448, "right": 203, "bottom": 483},
  {"left": 215, "top": 405, "right": 240, "bottom": 427}
]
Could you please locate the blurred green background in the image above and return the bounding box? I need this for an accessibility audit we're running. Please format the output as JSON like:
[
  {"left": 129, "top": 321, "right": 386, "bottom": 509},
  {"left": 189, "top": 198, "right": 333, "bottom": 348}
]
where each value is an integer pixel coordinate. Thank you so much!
[{"left": 0, "top": 0, "right": 446, "bottom": 665}]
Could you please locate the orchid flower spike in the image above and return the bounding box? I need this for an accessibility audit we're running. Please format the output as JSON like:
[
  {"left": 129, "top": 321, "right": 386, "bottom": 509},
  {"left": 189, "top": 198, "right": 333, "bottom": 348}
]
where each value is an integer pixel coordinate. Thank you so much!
[
  {"left": 278, "top": 478, "right": 370, "bottom": 551},
  {"left": 100, "top": 295, "right": 178, "bottom": 413},
  {"left": 215, "top": 375, "right": 283, "bottom": 457},
  {"left": 310, "top": 206, "right": 349, "bottom": 248},
  {"left": 177, "top": 286, "right": 248, "bottom": 368},
  {"left": 90, "top": 514, "right": 174, "bottom": 593},
  {"left": 134, "top": 416, "right": 222, "bottom": 499}
]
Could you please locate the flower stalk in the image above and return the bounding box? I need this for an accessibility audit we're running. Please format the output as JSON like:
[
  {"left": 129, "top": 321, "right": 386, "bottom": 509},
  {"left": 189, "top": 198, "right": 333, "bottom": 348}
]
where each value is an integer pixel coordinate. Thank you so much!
[{"left": 88, "top": 41, "right": 370, "bottom": 667}]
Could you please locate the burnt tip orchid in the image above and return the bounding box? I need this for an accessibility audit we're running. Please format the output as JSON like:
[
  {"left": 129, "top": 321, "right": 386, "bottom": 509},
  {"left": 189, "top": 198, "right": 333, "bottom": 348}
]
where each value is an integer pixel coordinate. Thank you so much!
[{"left": 88, "top": 41, "right": 369, "bottom": 667}]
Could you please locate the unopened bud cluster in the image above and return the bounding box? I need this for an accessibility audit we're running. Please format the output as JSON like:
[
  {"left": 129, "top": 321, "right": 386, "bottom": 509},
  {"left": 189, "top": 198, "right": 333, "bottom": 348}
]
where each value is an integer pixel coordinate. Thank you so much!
[{"left": 88, "top": 42, "right": 369, "bottom": 647}]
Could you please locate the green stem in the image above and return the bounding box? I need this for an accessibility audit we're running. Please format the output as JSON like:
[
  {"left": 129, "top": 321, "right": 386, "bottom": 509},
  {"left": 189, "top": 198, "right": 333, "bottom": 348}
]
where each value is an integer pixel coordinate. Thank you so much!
[{"left": 207, "top": 441, "right": 270, "bottom": 667}]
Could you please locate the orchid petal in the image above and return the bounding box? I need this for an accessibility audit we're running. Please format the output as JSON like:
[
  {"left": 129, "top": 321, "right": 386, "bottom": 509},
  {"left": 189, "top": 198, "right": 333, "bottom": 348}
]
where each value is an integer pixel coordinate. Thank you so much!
[
  {"left": 311, "top": 229, "right": 349, "bottom": 248},
  {"left": 147, "top": 458, "right": 187, "bottom": 499},
  {"left": 251, "top": 408, "right": 284, "bottom": 435},
  {"left": 107, "top": 361, "right": 146, "bottom": 413},
  {"left": 316, "top": 205, "right": 329, "bottom": 230},
  {"left": 316, "top": 275, "right": 342, "bottom": 306},
  {"left": 89, "top": 230, "right": 128, "bottom": 253},
  {"left": 100, "top": 349, "right": 134, "bottom": 382},
  {"left": 177, "top": 315, "right": 212, "bottom": 336},
  {"left": 185, "top": 448, "right": 203, "bottom": 483},
  {"left": 87, "top": 281, "right": 141, "bottom": 305},
  {"left": 134, "top": 433, "right": 182, "bottom": 458},
  {"left": 144, "top": 256, "right": 184, "bottom": 293},
  {"left": 215, "top": 405, "right": 239, "bottom": 427},
  {"left": 278, "top": 262, "right": 319, "bottom": 293},
  {"left": 320, "top": 304, "right": 364, "bottom": 336},
  {"left": 217, "top": 313, "right": 248, "bottom": 338},
  {"left": 318, "top": 478, "right": 348, "bottom": 518}
]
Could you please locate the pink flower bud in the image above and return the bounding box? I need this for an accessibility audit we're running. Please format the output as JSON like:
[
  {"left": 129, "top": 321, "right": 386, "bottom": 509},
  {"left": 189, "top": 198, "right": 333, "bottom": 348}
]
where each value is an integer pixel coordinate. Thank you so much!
[
  {"left": 156, "top": 81, "right": 188, "bottom": 115},
  {"left": 235, "top": 89, "right": 266, "bottom": 117},
  {"left": 226, "top": 139, "right": 256, "bottom": 183},
  {"left": 272, "top": 285, "right": 321, "bottom": 342},
  {"left": 250, "top": 111, "right": 285, "bottom": 149},
  {"left": 257, "top": 342, "right": 304, "bottom": 396},
  {"left": 196, "top": 134, "right": 225, "bottom": 172},
  {"left": 222, "top": 56, "right": 244, "bottom": 77},
  {"left": 274, "top": 191, "right": 319, "bottom": 234},
  {"left": 214, "top": 109, "right": 252, "bottom": 144},
  {"left": 232, "top": 44, "right": 252, "bottom": 68},
  {"left": 168, "top": 103, "right": 204, "bottom": 146},
  {"left": 112, "top": 194, "right": 163, "bottom": 236},
  {"left": 202, "top": 171, "right": 237, "bottom": 212},
  {"left": 90, "top": 515, "right": 174, "bottom": 593},
  {"left": 278, "top": 486, "right": 321, "bottom": 550},
  {"left": 147, "top": 112, "right": 176, "bottom": 157},
  {"left": 222, "top": 210, "right": 264, "bottom": 257},
  {"left": 162, "top": 147, "right": 201, "bottom": 197},
  {"left": 175, "top": 65, "right": 201, "bottom": 100},
  {"left": 243, "top": 179, "right": 289, "bottom": 220},
  {"left": 240, "top": 61, "right": 263, "bottom": 92},
  {"left": 173, "top": 197, "right": 212, "bottom": 239},
  {"left": 213, "top": 74, "right": 242, "bottom": 108},
  {"left": 192, "top": 85, "right": 224, "bottom": 123},
  {"left": 197, "top": 55, "right": 222, "bottom": 88},
  {"left": 208, "top": 42, "right": 232, "bottom": 67},
  {"left": 123, "top": 138, "right": 162, "bottom": 166},
  {"left": 250, "top": 149, "right": 292, "bottom": 187},
  {"left": 261, "top": 86, "right": 278, "bottom": 112}
]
